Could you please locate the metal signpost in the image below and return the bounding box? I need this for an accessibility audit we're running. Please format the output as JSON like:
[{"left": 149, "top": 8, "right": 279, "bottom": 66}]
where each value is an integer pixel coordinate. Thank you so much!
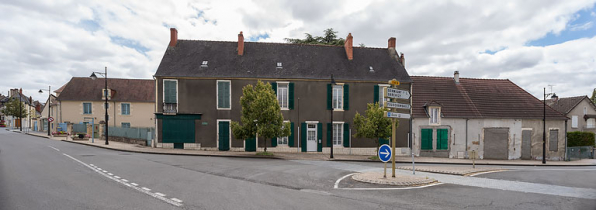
[
  {"left": 378, "top": 144, "right": 392, "bottom": 178},
  {"left": 383, "top": 79, "right": 412, "bottom": 177}
]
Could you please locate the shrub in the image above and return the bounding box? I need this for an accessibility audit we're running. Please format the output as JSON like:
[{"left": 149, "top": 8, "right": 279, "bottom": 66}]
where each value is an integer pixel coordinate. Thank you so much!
[{"left": 567, "top": 131, "right": 596, "bottom": 147}]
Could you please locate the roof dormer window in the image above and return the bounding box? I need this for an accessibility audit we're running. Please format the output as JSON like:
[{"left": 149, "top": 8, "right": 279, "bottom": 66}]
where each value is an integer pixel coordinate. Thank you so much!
[
  {"left": 201, "top": 61, "right": 208, "bottom": 68},
  {"left": 369, "top": 66, "right": 374, "bottom": 72},
  {"left": 277, "top": 62, "right": 282, "bottom": 69},
  {"left": 429, "top": 106, "right": 441, "bottom": 125}
]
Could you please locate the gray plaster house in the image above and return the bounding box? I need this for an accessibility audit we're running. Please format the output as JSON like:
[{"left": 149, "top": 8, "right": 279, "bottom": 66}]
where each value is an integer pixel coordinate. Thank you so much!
[
  {"left": 153, "top": 28, "right": 412, "bottom": 154},
  {"left": 411, "top": 72, "right": 568, "bottom": 160},
  {"left": 546, "top": 96, "right": 596, "bottom": 134}
]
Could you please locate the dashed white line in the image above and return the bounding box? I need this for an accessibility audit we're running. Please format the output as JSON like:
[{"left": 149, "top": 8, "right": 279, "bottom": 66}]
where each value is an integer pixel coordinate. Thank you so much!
[
  {"left": 121, "top": 179, "right": 129, "bottom": 182},
  {"left": 102, "top": 170, "right": 107, "bottom": 173},
  {"left": 89, "top": 164, "right": 95, "bottom": 166},
  {"left": 61, "top": 153, "right": 182, "bottom": 207},
  {"left": 155, "top": 192, "right": 166, "bottom": 197},
  {"left": 97, "top": 168, "right": 102, "bottom": 170},
  {"left": 114, "top": 176, "right": 120, "bottom": 179},
  {"left": 142, "top": 187, "right": 151, "bottom": 191},
  {"left": 47, "top": 146, "right": 60, "bottom": 151},
  {"left": 131, "top": 183, "right": 138, "bottom": 186},
  {"left": 107, "top": 173, "right": 113, "bottom": 176}
]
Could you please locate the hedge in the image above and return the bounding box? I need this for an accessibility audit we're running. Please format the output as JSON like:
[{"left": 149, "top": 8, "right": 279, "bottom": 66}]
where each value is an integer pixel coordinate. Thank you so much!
[{"left": 567, "top": 131, "right": 595, "bottom": 147}]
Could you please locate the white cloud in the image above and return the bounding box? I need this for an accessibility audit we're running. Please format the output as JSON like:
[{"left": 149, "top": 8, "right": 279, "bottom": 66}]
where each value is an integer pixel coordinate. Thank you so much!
[{"left": 0, "top": 0, "right": 595, "bottom": 102}]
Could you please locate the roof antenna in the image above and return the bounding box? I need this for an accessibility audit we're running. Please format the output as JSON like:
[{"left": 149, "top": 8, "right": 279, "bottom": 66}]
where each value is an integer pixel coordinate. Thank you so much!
[{"left": 548, "top": 84, "right": 555, "bottom": 95}]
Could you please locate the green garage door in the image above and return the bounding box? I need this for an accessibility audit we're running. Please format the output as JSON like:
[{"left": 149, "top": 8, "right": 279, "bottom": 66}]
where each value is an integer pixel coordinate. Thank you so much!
[{"left": 157, "top": 114, "right": 200, "bottom": 149}]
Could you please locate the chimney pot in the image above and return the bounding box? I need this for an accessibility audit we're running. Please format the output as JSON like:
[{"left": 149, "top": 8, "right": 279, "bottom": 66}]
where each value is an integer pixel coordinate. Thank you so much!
[
  {"left": 169, "top": 28, "right": 178, "bottom": 47},
  {"left": 388, "top": 37, "right": 396, "bottom": 49},
  {"left": 238, "top": 31, "right": 244, "bottom": 56},
  {"left": 399, "top": 53, "right": 405, "bottom": 67},
  {"left": 454, "top": 71, "right": 460, "bottom": 84},
  {"left": 344, "top": 33, "right": 353, "bottom": 60}
]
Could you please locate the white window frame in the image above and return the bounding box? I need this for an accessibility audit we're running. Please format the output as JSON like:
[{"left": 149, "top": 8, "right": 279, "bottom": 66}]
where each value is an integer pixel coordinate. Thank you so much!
[
  {"left": 277, "top": 120, "right": 290, "bottom": 146},
  {"left": 83, "top": 102, "right": 92, "bottom": 115},
  {"left": 332, "top": 84, "right": 344, "bottom": 111},
  {"left": 378, "top": 84, "right": 389, "bottom": 108},
  {"left": 277, "top": 82, "right": 289, "bottom": 110},
  {"left": 163, "top": 79, "right": 179, "bottom": 112},
  {"left": 216, "top": 80, "right": 232, "bottom": 110},
  {"left": 587, "top": 118, "right": 595, "bottom": 128},
  {"left": 571, "top": 115, "right": 578, "bottom": 128},
  {"left": 429, "top": 107, "right": 441, "bottom": 125},
  {"left": 332, "top": 121, "right": 344, "bottom": 147},
  {"left": 121, "top": 122, "right": 131, "bottom": 128},
  {"left": 121, "top": 103, "right": 131, "bottom": 115}
]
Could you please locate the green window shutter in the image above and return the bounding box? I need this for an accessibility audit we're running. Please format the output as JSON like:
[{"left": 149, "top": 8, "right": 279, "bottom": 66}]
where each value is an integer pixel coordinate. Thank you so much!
[
  {"left": 217, "top": 82, "right": 223, "bottom": 108},
  {"left": 437, "top": 129, "right": 448, "bottom": 150},
  {"left": 271, "top": 82, "right": 277, "bottom": 95},
  {"left": 373, "top": 85, "right": 379, "bottom": 104},
  {"left": 317, "top": 122, "right": 323, "bottom": 152},
  {"left": 343, "top": 123, "right": 350, "bottom": 147},
  {"left": 327, "top": 84, "right": 332, "bottom": 110},
  {"left": 343, "top": 84, "right": 349, "bottom": 110},
  {"left": 301, "top": 122, "right": 307, "bottom": 152},
  {"left": 379, "top": 138, "right": 389, "bottom": 145},
  {"left": 327, "top": 123, "right": 332, "bottom": 147},
  {"left": 272, "top": 137, "right": 277, "bottom": 147},
  {"left": 218, "top": 81, "right": 230, "bottom": 108},
  {"left": 289, "top": 122, "right": 295, "bottom": 147},
  {"left": 288, "top": 83, "right": 295, "bottom": 110},
  {"left": 421, "top": 129, "right": 433, "bottom": 150}
]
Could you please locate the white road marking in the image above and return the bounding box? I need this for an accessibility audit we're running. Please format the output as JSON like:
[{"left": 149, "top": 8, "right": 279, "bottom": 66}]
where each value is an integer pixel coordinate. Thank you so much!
[
  {"left": 142, "top": 187, "right": 151, "bottom": 191},
  {"left": 97, "top": 168, "right": 102, "bottom": 170},
  {"left": 121, "top": 179, "right": 128, "bottom": 182},
  {"left": 89, "top": 164, "right": 94, "bottom": 166},
  {"left": 61, "top": 153, "right": 182, "bottom": 207},
  {"left": 114, "top": 176, "right": 120, "bottom": 179},
  {"left": 155, "top": 192, "right": 166, "bottom": 197},
  {"left": 131, "top": 183, "right": 138, "bottom": 186},
  {"left": 107, "top": 173, "right": 113, "bottom": 176},
  {"left": 468, "top": 171, "right": 503, "bottom": 177},
  {"left": 334, "top": 173, "right": 355, "bottom": 189},
  {"left": 47, "top": 146, "right": 60, "bottom": 151},
  {"left": 102, "top": 170, "right": 107, "bottom": 173}
]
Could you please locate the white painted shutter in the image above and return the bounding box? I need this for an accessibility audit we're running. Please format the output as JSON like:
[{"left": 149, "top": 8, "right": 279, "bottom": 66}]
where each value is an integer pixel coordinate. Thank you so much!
[{"left": 571, "top": 116, "right": 578, "bottom": 128}]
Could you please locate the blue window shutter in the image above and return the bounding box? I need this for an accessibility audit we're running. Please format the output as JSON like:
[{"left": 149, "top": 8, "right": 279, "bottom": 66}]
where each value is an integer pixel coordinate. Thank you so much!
[{"left": 343, "top": 84, "right": 349, "bottom": 110}]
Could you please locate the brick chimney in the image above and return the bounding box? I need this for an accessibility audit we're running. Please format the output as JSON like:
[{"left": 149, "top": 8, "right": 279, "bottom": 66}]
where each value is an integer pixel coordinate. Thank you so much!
[
  {"left": 19, "top": 88, "right": 22, "bottom": 95},
  {"left": 169, "top": 28, "right": 178, "bottom": 47},
  {"left": 454, "top": 71, "right": 460, "bottom": 84},
  {"left": 399, "top": 53, "right": 405, "bottom": 67},
  {"left": 344, "top": 33, "right": 353, "bottom": 60},
  {"left": 388, "top": 37, "right": 396, "bottom": 49},
  {"left": 238, "top": 31, "right": 244, "bottom": 56}
]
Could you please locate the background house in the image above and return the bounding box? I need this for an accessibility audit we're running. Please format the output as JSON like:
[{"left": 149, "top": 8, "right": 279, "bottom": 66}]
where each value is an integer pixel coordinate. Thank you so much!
[
  {"left": 546, "top": 96, "right": 596, "bottom": 134},
  {"left": 153, "top": 28, "right": 412, "bottom": 153},
  {"left": 411, "top": 72, "right": 568, "bottom": 160}
]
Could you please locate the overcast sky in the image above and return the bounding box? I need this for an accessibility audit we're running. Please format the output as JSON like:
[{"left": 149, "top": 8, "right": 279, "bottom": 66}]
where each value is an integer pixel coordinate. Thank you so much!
[{"left": 1, "top": 0, "right": 595, "bottom": 102}]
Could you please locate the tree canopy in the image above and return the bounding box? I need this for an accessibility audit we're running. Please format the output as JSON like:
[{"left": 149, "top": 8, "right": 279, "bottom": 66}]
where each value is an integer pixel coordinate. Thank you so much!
[
  {"left": 591, "top": 88, "right": 596, "bottom": 104},
  {"left": 1, "top": 98, "right": 28, "bottom": 119},
  {"left": 353, "top": 102, "right": 396, "bottom": 150},
  {"left": 231, "top": 80, "right": 291, "bottom": 152},
  {"left": 285, "top": 28, "right": 346, "bottom": 46}
]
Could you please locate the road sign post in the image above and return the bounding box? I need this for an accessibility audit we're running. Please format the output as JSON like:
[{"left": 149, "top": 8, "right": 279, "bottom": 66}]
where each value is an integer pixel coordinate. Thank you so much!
[
  {"left": 378, "top": 144, "right": 392, "bottom": 178},
  {"left": 383, "top": 79, "right": 412, "bottom": 178}
]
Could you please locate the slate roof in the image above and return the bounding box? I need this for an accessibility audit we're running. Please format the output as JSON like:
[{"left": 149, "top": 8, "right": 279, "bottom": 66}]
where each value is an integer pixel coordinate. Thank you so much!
[
  {"left": 545, "top": 96, "right": 596, "bottom": 115},
  {"left": 155, "top": 40, "right": 411, "bottom": 82},
  {"left": 412, "top": 76, "right": 567, "bottom": 120},
  {"left": 57, "top": 77, "right": 155, "bottom": 102}
]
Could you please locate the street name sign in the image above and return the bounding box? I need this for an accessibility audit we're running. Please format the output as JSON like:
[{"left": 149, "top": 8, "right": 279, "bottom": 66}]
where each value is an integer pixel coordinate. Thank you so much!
[
  {"left": 384, "top": 88, "right": 411, "bottom": 99},
  {"left": 378, "top": 144, "right": 392, "bottom": 163},
  {"left": 384, "top": 101, "right": 411, "bottom": 110},
  {"left": 384, "top": 111, "right": 411, "bottom": 119}
]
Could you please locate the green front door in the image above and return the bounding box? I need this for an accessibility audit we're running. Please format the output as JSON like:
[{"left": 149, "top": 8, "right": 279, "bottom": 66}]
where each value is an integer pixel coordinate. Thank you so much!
[
  {"left": 421, "top": 129, "right": 433, "bottom": 150},
  {"left": 218, "top": 121, "right": 230, "bottom": 151},
  {"left": 437, "top": 129, "right": 448, "bottom": 150},
  {"left": 245, "top": 137, "right": 256, "bottom": 152}
]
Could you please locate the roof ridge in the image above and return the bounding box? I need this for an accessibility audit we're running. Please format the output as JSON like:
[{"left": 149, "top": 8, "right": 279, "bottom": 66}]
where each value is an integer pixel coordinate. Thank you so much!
[
  {"left": 177, "top": 39, "right": 389, "bottom": 50},
  {"left": 71, "top": 77, "right": 153, "bottom": 81},
  {"left": 411, "top": 75, "right": 509, "bottom": 81}
]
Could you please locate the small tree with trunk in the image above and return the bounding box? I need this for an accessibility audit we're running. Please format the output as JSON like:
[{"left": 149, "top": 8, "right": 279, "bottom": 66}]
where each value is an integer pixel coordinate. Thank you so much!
[
  {"left": 231, "top": 80, "right": 291, "bottom": 152},
  {"left": 1, "top": 98, "right": 28, "bottom": 124},
  {"left": 353, "top": 102, "right": 396, "bottom": 152}
]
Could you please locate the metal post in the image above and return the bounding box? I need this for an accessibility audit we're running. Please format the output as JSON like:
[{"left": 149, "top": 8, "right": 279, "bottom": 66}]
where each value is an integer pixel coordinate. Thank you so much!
[
  {"left": 543, "top": 87, "right": 546, "bottom": 164},
  {"left": 349, "top": 128, "right": 352, "bottom": 155},
  {"left": 330, "top": 74, "right": 335, "bottom": 159},
  {"left": 19, "top": 92, "right": 22, "bottom": 132},
  {"left": 391, "top": 82, "right": 396, "bottom": 178},
  {"left": 91, "top": 118, "right": 95, "bottom": 143},
  {"left": 412, "top": 151, "right": 415, "bottom": 174},
  {"left": 105, "top": 67, "right": 109, "bottom": 145},
  {"left": 297, "top": 97, "right": 300, "bottom": 153},
  {"left": 384, "top": 162, "right": 387, "bottom": 178},
  {"left": 48, "top": 86, "right": 51, "bottom": 136}
]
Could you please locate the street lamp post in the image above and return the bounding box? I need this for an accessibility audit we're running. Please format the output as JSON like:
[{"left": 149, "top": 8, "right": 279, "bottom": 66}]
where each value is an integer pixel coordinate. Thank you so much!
[
  {"left": 543, "top": 87, "right": 558, "bottom": 164},
  {"left": 18, "top": 91, "right": 22, "bottom": 132},
  {"left": 330, "top": 74, "right": 336, "bottom": 159},
  {"left": 39, "top": 86, "right": 51, "bottom": 136},
  {"left": 90, "top": 67, "right": 109, "bottom": 145}
]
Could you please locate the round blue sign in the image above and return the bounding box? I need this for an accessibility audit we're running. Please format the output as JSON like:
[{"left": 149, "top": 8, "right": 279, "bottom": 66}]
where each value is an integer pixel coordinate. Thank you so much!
[{"left": 378, "top": 144, "right": 392, "bottom": 162}]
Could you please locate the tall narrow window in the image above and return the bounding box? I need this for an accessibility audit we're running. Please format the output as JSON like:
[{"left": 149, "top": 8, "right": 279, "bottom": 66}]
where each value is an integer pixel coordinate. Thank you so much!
[
  {"left": 277, "top": 83, "right": 288, "bottom": 109},
  {"left": 587, "top": 118, "right": 595, "bottom": 128},
  {"left": 83, "top": 103, "right": 92, "bottom": 114},
  {"left": 430, "top": 107, "right": 440, "bottom": 124},
  {"left": 163, "top": 79, "right": 178, "bottom": 114},
  {"left": 217, "top": 80, "right": 231, "bottom": 109},
  {"left": 333, "top": 123, "right": 343, "bottom": 146},
  {"left": 121, "top": 103, "right": 130, "bottom": 115},
  {"left": 332, "top": 85, "right": 343, "bottom": 110},
  {"left": 572, "top": 116, "right": 578, "bottom": 128},
  {"left": 379, "top": 86, "right": 386, "bottom": 107}
]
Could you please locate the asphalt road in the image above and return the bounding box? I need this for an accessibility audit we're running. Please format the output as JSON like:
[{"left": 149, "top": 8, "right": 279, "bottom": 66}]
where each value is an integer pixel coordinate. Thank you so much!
[{"left": 1, "top": 129, "right": 595, "bottom": 210}]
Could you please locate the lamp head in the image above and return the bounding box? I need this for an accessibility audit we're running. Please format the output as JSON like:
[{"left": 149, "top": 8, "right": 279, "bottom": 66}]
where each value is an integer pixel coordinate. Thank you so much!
[
  {"left": 38, "top": 90, "right": 43, "bottom": 94},
  {"left": 551, "top": 93, "right": 558, "bottom": 102},
  {"left": 90, "top": 72, "right": 97, "bottom": 80}
]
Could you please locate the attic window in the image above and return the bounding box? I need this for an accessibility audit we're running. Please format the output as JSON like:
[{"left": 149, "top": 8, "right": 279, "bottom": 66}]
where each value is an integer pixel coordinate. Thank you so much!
[
  {"left": 201, "top": 61, "right": 208, "bottom": 67},
  {"left": 369, "top": 66, "right": 374, "bottom": 72},
  {"left": 277, "top": 62, "right": 283, "bottom": 69}
]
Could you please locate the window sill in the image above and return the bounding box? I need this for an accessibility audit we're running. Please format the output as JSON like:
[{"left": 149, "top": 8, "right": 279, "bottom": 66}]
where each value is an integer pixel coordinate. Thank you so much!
[
  {"left": 217, "top": 108, "right": 232, "bottom": 111},
  {"left": 333, "top": 109, "right": 344, "bottom": 112},
  {"left": 280, "top": 108, "right": 289, "bottom": 111}
]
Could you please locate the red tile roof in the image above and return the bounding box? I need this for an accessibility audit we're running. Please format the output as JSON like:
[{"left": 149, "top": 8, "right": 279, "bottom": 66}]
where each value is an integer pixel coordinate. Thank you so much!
[
  {"left": 57, "top": 77, "right": 155, "bottom": 102},
  {"left": 412, "top": 76, "right": 567, "bottom": 120}
]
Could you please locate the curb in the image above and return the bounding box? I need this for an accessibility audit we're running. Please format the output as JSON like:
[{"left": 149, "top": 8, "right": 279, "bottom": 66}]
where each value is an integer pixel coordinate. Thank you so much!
[
  {"left": 25, "top": 133, "right": 49, "bottom": 139},
  {"left": 59, "top": 140, "right": 282, "bottom": 160},
  {"left": 331, "top": 157, "right": 596, "bottom": 167}
]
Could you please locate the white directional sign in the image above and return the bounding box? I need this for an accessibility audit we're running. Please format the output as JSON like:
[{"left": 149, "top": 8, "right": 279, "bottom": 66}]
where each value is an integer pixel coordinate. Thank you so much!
[
  {"left": 384, "top": 111, "right": 411, "bottom": 119},
  {"left": 384, "top": 101, "right": 411, "bottom": 110},
  {"left": 384, "top": 88, "right": 411, "bottom": 99}
]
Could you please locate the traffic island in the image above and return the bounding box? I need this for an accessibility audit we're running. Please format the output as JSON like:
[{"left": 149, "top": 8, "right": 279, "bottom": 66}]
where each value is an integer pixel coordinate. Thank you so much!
[
  {"left": 396, "top": 166, "right": 507, "bottom": 176},
  {"left": 351, "top": 172, "right": 437, "bottom": 187}
]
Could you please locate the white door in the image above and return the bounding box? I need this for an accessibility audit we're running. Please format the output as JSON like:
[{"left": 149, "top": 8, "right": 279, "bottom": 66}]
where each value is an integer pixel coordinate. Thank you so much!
[{"left": 307, "top": 124, "right": 317, "bottom": 152}]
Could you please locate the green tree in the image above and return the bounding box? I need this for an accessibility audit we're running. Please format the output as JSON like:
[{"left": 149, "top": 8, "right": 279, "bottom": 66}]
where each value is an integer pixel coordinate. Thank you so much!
[
  {"left": 285, "top": 28, "right": 347, "bottom": 46},
  {"left": 1, "top": 98, "right": 28, "bottom": 121},
  {"left": 353, "top": 102, "right": 396, "bottom": 152},
  {"left": 231, "top": 80, "right": 291, "bottom": 152},
  {"left": 591, "top": 88, "right": 596, "bottom": 104}
]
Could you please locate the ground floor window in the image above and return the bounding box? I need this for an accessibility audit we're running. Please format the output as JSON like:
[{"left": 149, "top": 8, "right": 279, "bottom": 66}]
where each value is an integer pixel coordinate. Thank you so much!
[
  {"left": 278, "top": 136, "right": 288, "bottom": 145},
  {"left": 121, "top": 122, "right": 130, "bottom": 128},
  {"left": 333, "top": 123, "right": 343, "bottom": 146}
]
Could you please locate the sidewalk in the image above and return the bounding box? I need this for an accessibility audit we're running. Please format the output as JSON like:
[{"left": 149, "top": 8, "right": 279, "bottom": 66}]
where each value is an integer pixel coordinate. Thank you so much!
[{"left": 21, "top": 131, "right": 596, "bottom": 166}]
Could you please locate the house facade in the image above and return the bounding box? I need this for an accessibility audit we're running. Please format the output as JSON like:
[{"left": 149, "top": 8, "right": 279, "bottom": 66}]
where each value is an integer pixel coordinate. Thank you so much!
[
  {"left": 39, "top": 94, "right": 58, "bottom": 133},
  {"left": 2, "top": 89, "right": 35, "bottom": 130},
  {"left": 153, "top": 28, "right": 412, "bottom": 154},
  {"left": 546, "top": 96, "right": 596, "bottom": 134},
  {"left": 55, "top": 77, "right": 155, "bottom": 134},
  {"left": 411, "top": 72, "right": 568, "bottom": 160}
]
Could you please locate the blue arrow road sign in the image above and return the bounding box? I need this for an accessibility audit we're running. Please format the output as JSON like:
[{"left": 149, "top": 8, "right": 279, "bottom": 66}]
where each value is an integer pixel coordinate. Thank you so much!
[{"left": 378, "top": 144, "right": 392, "bottom": 163}]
